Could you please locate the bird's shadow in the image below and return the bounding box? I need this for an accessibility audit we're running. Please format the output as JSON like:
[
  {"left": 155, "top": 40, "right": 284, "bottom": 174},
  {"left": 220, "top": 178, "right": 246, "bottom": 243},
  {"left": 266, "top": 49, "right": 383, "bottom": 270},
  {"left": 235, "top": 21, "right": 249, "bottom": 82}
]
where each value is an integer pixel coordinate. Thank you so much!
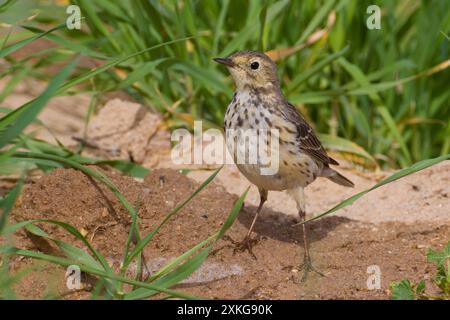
[{"left": 236, "top": 203, "right": 352, "bottom": 246}]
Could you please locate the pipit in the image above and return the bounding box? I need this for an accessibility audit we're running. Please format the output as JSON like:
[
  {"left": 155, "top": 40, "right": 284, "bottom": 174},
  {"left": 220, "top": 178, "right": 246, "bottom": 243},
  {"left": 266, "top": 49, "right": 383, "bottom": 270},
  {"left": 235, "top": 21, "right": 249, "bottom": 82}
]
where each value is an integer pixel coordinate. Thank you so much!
[{"left": 214, "top": 51, "right": 354, "bottom": 281}]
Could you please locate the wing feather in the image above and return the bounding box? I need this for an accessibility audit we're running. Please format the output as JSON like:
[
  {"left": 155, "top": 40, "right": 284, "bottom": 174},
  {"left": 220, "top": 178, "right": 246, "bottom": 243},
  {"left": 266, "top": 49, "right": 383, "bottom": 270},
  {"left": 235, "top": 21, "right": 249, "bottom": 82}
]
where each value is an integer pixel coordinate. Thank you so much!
[{"left": 281, "top": 102, "right": 339, "bottom": 166}]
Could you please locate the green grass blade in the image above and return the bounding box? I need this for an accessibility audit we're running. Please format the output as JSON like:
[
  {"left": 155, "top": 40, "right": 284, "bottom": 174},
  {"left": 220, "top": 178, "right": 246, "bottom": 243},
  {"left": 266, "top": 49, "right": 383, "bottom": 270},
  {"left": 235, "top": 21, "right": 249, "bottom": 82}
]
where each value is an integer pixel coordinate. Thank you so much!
[
  {"left": 125, "top": 187, "right": 249, "bottom": 300},
  {"left": 24, "top": 224, "right": 103, "bottom": 270},
  {"left": 8, "top": 151, "right": 140, "bottom": 262},
  {"left": 347, "top": 59, "right": 450, "bottom": 96},
  {"left": 10, "top": 151, "right": 137, "bottom": 216},
  {"left": 4, "top": 219, "right": 112, "bottom": 273},
  {"left": 295, "top": 0, "right": 335, "bottom": 45},
  {"left": 296, "top": 154, "right": 450, "bottom": 226},
  {"left": 287, "top": 46, "right": 349, "bottom": 94},
  {"left": 378, "top": 106, "right": 412, "bottom": 166},
  {"left": 125, "top": 248, "right": 210, "bottom": 300},
  {"left": 0, "top": 180, "right": 22, "bottom": 234},
  {"left": 7, "top": 137, "right": 149, "bottom": 178},
  {"left": 0, "top": 57, "right": 79, "bottom": 149},
  {"left": 0, "top": 65, "right": 30, "bottom": 103},
  {"left": 117, "top": 58, "right": 168, "bottom": 89},
  {"left": 0, "top": 0, "right": 17, "bottom": 13},
  {"left": 319, "top": 134, "right": 378, "bottom": 167},
  {"left": 21, "top": 25, "right": 110, "bottom": 60},
  {"left": 123, "top": 166, "right": 223, "bottom": 268},
  {"left": 150, "top": 186, "right": 249, "bottom": 282},
  {"left": 57, "top": 37, "right": 193, "bottom": 94},
  {"left": 87, "top": 160, "right": 150, "bottom": 178},
  {"left": 75, "top": 0, "right": 121, "bottom": 52},
  {"left": 0, "top": 246, "right": 199, "bottom": 299},
  {"left": 0, "top": 23, "right": 66, "bottom": 58},
  {"left": 212, "top": 0, "right": 230, "bottom": 55}
]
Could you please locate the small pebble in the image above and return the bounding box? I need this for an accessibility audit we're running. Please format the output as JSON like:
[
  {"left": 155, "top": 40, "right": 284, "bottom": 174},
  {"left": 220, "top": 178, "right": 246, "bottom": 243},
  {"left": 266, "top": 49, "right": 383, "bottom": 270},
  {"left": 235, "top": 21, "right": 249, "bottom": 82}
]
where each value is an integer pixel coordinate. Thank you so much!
[{"left": 80, "top": 228, "right": 88, "bottom": 237}]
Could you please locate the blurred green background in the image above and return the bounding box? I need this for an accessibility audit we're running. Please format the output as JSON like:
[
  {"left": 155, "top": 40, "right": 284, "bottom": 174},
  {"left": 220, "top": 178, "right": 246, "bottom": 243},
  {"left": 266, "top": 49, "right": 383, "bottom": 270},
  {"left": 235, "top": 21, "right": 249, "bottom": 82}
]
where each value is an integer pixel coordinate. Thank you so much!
[{"left": 1, "top": 0, "right": 449, "bottom": 169}]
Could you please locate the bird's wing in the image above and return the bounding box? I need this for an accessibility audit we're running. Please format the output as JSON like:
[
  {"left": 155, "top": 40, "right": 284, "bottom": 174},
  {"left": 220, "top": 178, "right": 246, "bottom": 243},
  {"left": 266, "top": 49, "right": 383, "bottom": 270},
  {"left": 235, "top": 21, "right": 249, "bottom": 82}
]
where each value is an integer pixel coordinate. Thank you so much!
[{"left": 282, "top": 102, "right": 339, "bottom": 166}]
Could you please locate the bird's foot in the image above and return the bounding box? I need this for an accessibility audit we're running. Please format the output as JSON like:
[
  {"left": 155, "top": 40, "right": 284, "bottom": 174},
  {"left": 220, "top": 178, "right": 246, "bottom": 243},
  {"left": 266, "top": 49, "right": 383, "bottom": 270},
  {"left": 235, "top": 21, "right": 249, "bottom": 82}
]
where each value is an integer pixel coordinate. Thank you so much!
[
  {"left": 224, "top": 235, "right": 259, "bottom": 259},
  {"left": 297, "top": 254, "right": 324, "bottom": 283},
  {"left": 234, "top": 236, "right": 259, "bottom": 259}
]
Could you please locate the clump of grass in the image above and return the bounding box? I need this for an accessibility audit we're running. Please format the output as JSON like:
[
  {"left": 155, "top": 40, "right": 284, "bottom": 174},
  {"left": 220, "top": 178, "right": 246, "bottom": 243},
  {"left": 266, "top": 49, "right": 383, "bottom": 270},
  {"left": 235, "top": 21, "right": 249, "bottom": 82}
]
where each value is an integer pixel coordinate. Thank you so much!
[
  {"left": 390, "top": 241, "right": 450, "bottom": 300},
  {"left": 0, "top": 159, "right": 249, "bottom": 299}
]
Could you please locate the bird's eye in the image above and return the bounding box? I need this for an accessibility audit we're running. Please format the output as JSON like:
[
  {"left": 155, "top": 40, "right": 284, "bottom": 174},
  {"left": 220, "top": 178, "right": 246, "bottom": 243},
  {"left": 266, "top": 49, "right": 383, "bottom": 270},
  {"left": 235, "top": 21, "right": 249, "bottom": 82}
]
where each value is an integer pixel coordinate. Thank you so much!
[{"left": 250, "top": 61, "right": 259, "bottom": 70}]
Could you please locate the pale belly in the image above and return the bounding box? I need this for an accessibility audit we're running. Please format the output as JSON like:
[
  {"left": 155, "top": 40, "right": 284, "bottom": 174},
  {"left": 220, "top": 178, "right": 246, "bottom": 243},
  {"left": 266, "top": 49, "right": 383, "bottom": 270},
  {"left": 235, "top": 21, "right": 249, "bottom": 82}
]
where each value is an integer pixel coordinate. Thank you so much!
[
  {"left": 224, "top": 91, "right": 321, "bottom": 191},
  {"left": 234, "top": 152, "right": 320, "bottom": 191},
  {"left": 225, "top": 128, "right": 320, "bottom": 191}
]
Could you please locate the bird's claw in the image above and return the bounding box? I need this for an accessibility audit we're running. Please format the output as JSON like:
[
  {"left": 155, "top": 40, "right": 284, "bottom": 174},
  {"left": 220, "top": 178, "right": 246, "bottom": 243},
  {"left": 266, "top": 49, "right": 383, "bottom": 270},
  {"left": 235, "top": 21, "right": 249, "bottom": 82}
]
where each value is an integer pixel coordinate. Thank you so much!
[
  {"left": 297, "top": 255, "right": 324, "bottom": 283},
  {"left": 224, "top": 235, "right": 259, "bottom": 259}
]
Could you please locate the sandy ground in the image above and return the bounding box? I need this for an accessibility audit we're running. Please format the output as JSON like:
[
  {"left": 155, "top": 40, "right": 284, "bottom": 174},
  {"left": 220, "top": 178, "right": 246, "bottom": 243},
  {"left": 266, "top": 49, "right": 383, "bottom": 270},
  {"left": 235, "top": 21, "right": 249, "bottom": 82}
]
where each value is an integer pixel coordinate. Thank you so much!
[
  {"left": 1, "top": 77, "right": 449, "bottom": 299},
  {"left": 8, "top": 167, "right": 449, "bottom": 299}
]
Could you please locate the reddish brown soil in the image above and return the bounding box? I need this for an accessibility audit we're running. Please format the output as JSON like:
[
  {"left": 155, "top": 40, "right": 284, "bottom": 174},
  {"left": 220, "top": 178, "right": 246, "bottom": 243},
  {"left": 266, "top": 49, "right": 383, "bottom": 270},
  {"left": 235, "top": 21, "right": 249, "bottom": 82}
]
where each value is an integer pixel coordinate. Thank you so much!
[{"left": 4, "top": 167, "right": 448, "bottom": 299}]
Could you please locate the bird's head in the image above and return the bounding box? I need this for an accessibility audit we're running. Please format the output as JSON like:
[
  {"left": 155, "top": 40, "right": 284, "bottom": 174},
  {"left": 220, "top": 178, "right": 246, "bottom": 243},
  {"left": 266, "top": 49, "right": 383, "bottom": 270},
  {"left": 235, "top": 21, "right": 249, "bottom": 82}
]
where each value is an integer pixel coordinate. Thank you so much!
[{"left": 214, "top": 50, "right": 280, "bottom": 93}]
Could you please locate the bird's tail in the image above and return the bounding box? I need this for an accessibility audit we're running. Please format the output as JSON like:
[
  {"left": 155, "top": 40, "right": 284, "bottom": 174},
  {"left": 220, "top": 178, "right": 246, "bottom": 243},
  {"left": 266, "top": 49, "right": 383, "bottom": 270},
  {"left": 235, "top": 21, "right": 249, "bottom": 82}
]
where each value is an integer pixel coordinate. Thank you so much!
[{"left": 321, "top": 166, "right": 354, "bottom": 188}]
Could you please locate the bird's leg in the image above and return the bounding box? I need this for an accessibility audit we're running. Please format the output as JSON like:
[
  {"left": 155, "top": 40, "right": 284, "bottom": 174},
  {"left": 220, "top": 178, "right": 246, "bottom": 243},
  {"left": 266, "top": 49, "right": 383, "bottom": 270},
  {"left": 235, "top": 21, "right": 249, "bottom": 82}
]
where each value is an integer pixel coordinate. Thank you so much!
[
  {"left": 233, "top": 188, "right": 267, "bottom": 259},
  {"left": 298, "top": 209, "right": 324, "bottom": 282}
]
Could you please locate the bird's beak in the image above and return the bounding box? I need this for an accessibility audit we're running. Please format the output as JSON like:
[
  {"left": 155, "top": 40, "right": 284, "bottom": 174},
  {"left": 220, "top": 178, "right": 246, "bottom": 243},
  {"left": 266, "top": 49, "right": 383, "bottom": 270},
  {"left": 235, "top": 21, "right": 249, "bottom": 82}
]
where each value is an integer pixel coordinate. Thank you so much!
[{"left": 213, "top": 57, "right": 235, "bottom": 68}]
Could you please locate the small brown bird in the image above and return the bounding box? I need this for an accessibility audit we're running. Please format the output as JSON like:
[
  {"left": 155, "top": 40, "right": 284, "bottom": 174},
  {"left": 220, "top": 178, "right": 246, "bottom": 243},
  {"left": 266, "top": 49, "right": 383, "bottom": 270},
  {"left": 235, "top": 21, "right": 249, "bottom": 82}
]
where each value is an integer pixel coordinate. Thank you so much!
[{"left": 214, "top": 50, "right": 354, "bottom": 280}]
